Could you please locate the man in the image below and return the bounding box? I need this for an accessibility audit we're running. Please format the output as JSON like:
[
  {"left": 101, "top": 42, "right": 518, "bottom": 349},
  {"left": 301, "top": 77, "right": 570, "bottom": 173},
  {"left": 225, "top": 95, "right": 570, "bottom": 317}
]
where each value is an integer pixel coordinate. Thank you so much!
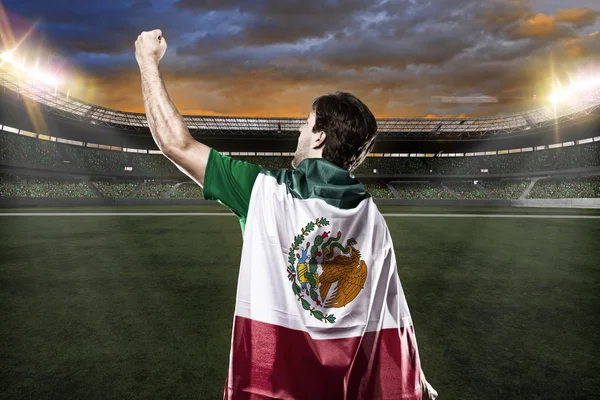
[{"left": 135, "top": 29, "right": 437, "bottom": 400}]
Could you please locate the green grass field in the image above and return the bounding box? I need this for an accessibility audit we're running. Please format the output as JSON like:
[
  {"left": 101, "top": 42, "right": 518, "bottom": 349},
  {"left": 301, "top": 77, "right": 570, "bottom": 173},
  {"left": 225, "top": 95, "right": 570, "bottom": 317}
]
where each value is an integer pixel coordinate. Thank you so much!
[{"left": 1, "top": 205, "right": 599, "bottom": 399}]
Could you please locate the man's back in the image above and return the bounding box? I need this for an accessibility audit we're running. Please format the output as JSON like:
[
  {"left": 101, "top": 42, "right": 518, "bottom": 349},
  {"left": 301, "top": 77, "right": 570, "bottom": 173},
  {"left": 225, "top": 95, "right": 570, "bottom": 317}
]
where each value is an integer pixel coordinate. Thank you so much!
[{"left": 202, "top": 149, "right": 424, "bottom": 399}]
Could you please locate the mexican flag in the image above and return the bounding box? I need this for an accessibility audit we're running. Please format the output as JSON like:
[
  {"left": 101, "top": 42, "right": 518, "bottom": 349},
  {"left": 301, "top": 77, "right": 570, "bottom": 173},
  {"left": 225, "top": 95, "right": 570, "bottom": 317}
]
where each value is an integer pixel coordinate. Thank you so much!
[{"left": 203, "top": 149, "right": 436, "bottom": 400}]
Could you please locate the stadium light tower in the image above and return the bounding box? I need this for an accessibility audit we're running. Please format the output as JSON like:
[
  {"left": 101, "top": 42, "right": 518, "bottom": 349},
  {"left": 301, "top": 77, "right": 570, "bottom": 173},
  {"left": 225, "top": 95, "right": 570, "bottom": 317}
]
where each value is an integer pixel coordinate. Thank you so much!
[
  {"left": 0, "top": 50, "right": 14, "bottom": 62},
  {"left": 0, "top": 49, "right": 62, "bottom": 88},
  {"left": 548, "top": 73, "right": 600, "bottom": 106}
]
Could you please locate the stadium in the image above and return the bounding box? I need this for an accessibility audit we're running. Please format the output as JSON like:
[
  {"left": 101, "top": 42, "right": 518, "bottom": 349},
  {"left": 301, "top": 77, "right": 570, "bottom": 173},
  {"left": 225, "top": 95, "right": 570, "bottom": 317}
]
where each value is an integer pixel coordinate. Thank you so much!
[
  {"left": 2, "top": 39, "right": 600, "bottom": 400},
  {"left": 1, "top": 56, "right": 600, "bottom": 208}
]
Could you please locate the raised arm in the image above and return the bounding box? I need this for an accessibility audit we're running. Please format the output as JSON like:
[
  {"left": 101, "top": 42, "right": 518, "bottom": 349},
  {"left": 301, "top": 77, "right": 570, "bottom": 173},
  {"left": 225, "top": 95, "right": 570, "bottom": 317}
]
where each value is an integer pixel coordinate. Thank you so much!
[{"left": 135, "top": 29, "right": 211, "bottom": 187}]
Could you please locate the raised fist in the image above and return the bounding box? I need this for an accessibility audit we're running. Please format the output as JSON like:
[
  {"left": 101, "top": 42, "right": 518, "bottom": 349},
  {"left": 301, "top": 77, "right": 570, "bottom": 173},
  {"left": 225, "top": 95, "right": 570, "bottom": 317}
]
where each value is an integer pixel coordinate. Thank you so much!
[{"left": 135, "top": 29, "right": 167, "bottom": 68}]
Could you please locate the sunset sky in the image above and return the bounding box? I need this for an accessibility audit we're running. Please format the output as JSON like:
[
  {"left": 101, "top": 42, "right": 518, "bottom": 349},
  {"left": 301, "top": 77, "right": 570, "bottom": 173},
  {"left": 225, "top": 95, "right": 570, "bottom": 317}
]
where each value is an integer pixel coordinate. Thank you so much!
[{"left": 2, "top": 0, "right": 599, "bottom": 118}]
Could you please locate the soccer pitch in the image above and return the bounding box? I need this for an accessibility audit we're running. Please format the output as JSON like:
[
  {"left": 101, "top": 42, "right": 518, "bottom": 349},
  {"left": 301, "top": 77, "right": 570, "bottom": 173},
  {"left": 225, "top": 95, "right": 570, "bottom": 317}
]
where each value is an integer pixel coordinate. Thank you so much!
[{"left": 1, "top": 205, "right": 599, "bottom": 399}]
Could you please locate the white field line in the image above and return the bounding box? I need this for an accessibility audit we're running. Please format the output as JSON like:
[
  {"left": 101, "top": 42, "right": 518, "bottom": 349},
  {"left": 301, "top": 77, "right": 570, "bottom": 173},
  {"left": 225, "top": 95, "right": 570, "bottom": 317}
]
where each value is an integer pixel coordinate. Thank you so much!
[{"left": 0, "top": 212, "right": 599, "bottom": 219}]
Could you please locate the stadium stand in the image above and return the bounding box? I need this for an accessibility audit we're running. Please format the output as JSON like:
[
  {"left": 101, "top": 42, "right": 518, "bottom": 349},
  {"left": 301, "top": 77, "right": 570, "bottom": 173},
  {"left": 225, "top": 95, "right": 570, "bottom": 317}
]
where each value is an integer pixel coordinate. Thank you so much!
[
  {"left": 1, "top": 130, "right": 600, "bottom": 202},
  {"left": 0, "top": 131, "right": 65, "bottom": 168},
  {"left": 1, "top": 132, "right": 599, "bottom": 177},
  {"left": 443, "top": 181, "right": 489, "bottom": 199},
  {"left": 364, "top": 183, "right": 396, "bottom": 199},
  {"left": 239, "top": 156, "right": 290, "bottom": 169},
  {"left": 477, "top": 180, "right": 530, "bottom": 199},
  {"left": 169, "top": 183, "right": 204, "bottom": 198},
  {"left": 1, "top": 173, "right": 599, "bottom": 200},
  {"left": 134, "top": 182, "right": 174, "bottom": 198},
  {"left": 0, "top": 173, "right": 97, "bottom": 198},
  {"left": 392, "top": 182, "right": 455, "bottom": 199},
  {"left": 527, "top": 176, "right": 600, "bottom": 199},
  {"left": 129, "top": 153, "right": 180, "bottom": 175},
  {"left": 91, "top": 180, "right": 138, "bottom": 198},
  {"left": 62, "top": 145, "right": 127, "bottom": 174},
  {"left": 358, "top": 157, "right": 413, "bottom": 175}
]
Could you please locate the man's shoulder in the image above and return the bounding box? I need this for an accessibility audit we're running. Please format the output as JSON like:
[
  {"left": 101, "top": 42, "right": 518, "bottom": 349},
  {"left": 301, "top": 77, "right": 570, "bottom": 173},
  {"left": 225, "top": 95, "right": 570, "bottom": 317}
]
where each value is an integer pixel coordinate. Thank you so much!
[{"left": 369, "top": 202, "right": 392, "bottom": 243}]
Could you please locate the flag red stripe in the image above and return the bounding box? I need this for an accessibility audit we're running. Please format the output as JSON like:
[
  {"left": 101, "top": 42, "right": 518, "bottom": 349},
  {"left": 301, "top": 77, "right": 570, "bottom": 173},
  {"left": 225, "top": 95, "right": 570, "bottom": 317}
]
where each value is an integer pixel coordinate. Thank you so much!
[{"left": 224, "top": 316, "right": 422, "bottom": 400}]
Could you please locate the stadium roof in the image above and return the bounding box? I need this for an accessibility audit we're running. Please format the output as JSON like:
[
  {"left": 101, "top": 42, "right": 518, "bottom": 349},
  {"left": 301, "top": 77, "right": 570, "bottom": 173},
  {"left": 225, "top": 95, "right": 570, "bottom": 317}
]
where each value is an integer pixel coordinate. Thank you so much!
[{"left": 1, "top": 63, "right": 600, "bottom": 138}]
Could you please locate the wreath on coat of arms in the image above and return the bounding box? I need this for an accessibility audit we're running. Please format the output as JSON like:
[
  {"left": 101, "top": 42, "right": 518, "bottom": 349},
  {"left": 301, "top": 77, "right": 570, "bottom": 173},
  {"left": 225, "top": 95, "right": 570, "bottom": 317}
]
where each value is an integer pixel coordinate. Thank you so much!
[{"left": 287, "top": 218, "right": 368, "bottom": 324}]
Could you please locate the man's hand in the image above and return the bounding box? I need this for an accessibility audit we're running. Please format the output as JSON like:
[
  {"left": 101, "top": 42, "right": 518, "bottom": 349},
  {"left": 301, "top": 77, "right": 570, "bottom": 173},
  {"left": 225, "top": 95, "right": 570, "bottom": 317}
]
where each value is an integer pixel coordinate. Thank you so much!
[{"left": 135, "top": 29, "right": 167, "bottom": 69}]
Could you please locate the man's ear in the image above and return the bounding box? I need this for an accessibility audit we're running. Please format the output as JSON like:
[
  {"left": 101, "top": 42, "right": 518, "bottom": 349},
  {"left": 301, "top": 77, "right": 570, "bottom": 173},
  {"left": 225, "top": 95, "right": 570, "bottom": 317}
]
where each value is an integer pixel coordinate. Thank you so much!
[{"left": 313, "top": 130, "right": 326, "bottom": 149}]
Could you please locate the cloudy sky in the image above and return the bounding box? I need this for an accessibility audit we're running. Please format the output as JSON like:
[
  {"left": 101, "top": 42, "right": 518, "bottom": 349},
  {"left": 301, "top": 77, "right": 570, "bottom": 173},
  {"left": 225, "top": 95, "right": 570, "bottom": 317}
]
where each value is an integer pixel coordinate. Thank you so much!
[{"left": 1, "top": 0, "right": 599, "bottom": 118}]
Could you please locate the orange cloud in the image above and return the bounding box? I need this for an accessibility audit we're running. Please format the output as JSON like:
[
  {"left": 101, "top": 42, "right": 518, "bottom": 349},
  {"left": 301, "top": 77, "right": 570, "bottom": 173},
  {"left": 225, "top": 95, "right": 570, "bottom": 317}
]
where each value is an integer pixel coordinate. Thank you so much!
[
  {"left": 515, "top": 13, "right": 558, "bottom": 38},
  {"left": 557, "top": 8, "right": 600, "bottom": 26},
  {"left": 476, "top": 0, "right": 531, "bottom": 26},
  {"left": 560, "top": 31, "right": 600, "bottom": 60},
  {"left": 512, "top": 8, "right": 599, "bottom": 39},
  {"left": 567, "top": 45, "right": 583, "bottom": 58}
]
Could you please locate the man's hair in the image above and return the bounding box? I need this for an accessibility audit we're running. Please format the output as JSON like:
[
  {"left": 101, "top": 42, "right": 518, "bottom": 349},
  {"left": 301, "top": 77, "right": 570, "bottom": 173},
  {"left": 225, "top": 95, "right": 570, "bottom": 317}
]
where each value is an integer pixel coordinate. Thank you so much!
[{"left": 312, "top": 92, "right": 378, "bottom": 172}]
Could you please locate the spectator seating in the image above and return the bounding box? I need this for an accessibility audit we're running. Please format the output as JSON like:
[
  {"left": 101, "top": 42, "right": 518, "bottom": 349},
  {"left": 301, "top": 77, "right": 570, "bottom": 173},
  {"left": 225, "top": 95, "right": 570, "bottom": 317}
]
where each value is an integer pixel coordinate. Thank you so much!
[
  {"left": 91, "top": 181, "right": 138, "bottom": 198},
  {"left": 169, "top": 183, "right": 204, "bottom": 198},
  {"left": 364, "top": 183, "right": 395, "bottom": 199},
  {"left": 129, "top": 153, "right": 180, "bottom": 175},
  {"left": 62, "top": 145, "right": 127, "bottom": 174},
  {"left": 1, "top": 172, "right": 598, "bottom": 199},
  {"left": 1, "top": 131, "right": 599, "bottom": 177},
  {"left": 0, "top": 132, "right": 65, "bottom": 168},
  {"left": 392, "top": 182, "right": 455, "bottom": 199},
  {"left": 443, "top": 181, "right": 489, "bottom": 199},
  {"left": 0, "top": 173, "right": 97, "bottom": 197},
  {"left": 134, "top": 182, "right": 174, "bottom": 198},
  {"left": 478, "top": 180, "right": 530, "bottom": 199},
  {"left": 527, "top": 176, "right": 600, "bottom": 198}
]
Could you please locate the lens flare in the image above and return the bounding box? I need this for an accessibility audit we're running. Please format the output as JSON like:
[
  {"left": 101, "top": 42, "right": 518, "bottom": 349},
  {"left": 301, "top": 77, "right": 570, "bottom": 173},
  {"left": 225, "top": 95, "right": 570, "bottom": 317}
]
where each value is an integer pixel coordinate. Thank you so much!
[{"left": 547, "top": 74, "right": 600, "bottom": 105}]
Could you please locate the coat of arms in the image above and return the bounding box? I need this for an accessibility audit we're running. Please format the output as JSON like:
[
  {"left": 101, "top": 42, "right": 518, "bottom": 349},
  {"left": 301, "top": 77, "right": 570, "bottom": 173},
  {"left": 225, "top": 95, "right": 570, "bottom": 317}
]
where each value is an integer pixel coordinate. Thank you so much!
[{"left": 287, "top": 218, "right": 368, "bottom": 324}]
